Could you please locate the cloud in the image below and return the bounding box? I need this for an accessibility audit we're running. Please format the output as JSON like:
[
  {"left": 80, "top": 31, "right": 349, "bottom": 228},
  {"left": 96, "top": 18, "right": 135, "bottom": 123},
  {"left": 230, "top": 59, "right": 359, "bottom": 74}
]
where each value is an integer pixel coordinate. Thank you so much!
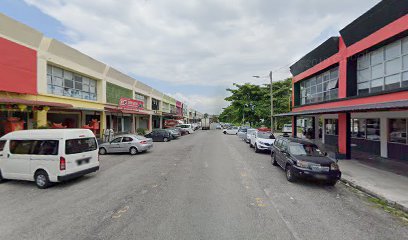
[
  {"left": 23, "top": 0, "right": 381, "bottom": 113},
  {"left": 168, "top": 92, "right": 228, "bottom": 114}
]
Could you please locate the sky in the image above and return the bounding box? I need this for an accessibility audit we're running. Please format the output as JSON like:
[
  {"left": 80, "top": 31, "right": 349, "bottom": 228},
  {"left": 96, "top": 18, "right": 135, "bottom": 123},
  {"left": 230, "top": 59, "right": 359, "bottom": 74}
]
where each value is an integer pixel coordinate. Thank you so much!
[{"left": 0, "top": 0, "right": 381, "bottom": 114}]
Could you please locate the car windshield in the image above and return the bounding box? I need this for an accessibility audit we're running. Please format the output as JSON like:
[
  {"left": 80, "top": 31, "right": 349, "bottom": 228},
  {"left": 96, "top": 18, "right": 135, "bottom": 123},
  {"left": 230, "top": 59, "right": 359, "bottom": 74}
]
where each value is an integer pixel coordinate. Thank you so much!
[
  {"left": 288, "top": 143, "right": 324, "bottom": 157},
  {"left": 257, "top": 132, "right": 274, "bottom": 139}
]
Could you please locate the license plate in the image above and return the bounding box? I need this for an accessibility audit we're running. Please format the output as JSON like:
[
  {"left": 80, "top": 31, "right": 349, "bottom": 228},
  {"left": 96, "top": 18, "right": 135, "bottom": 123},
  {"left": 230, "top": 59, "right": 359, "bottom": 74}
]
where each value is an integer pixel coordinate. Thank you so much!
[
  {"left": 315, "top": 174, "right": 328, "bottom": 180},
  {"left": 311, "top": 165, "right": 329, "bottom": 172},
  {"left": 77, "top": 158, "right": 90, "bottom": 165}
]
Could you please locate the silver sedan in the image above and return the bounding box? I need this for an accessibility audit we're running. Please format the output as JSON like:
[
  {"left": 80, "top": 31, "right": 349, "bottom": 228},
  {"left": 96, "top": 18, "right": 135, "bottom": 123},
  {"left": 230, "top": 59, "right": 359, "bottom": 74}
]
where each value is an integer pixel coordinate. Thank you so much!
[{"left": 99, "top": 134, "right": 153, "bottom": 155}]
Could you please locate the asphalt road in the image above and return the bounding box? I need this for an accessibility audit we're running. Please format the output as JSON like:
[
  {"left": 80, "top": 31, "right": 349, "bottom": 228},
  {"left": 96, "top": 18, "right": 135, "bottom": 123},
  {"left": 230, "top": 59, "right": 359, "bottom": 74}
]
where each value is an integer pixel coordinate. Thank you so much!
[{"left": 0, "top": 130, "right": 407, "bottom": 240}]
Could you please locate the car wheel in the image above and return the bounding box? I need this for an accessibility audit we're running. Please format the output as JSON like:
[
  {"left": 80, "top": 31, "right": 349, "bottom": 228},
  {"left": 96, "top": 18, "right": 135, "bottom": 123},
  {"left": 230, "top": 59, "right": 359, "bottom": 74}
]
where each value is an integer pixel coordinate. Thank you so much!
[
  {"left": 35, "top": 170, "right": 51, "bottom": 189},
  {"left": 130, "top": 147, "right": 138, "bottom": 155},
  {"left": 163, "top": 137, "right": 168, "bottom": 142},
  {"left": 327, "top": 180, "right": 337, "bottom": 186},
  {"left": 271, "top": 153, "right": 278, "bottom": 166},
  {"left": 99, "top": 147, "right": 107, "bottom": 155},
  {"left": 254, "top": 144, "right": 260, "bottom": 153},
  {"left": 223, "top": 131, "right": 226, "bottom": 134},
  {"left": 285, "top": 165, "right": 296, "bottom": 182},
  {"left": 0, "top": 170, "right": 5, "bottom": 183}
]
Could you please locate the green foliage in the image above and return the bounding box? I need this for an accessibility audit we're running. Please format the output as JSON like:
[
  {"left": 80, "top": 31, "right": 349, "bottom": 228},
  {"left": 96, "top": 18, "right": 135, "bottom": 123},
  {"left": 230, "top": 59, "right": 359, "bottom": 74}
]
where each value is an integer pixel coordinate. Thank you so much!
[
  {"left": 219, "top": 78, "right": 292, "bottom": 130},
  {"left": 137, "top": 128, "right": 147, "bottom": 135}
]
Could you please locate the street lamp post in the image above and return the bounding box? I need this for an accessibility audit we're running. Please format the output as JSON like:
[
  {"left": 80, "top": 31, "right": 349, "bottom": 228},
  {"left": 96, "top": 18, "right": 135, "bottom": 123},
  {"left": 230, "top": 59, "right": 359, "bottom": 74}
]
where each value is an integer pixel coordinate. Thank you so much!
[
  {"left": 269, "top": 71, "right": 273, "bottom": 132},
  {"left": 253, "top": 71, "right": 273, "bottom": 132}
]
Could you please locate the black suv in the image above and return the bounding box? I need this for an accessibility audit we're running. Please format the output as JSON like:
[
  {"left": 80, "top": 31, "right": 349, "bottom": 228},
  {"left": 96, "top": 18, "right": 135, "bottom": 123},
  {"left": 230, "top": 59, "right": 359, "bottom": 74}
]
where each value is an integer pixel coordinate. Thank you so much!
[
  {"left": 145, "top": 129, "right": 172, "bottom": 142},
  {"left": 271, "top": 137, "right": 341, "bottom": 185}
]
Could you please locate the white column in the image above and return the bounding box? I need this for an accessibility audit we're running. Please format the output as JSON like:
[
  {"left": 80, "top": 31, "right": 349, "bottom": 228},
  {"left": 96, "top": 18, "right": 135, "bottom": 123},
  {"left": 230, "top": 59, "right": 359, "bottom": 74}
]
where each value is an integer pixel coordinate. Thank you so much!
[
  {"left": 159, "top": 116, "right": 163, "bottom": 128},
  {"left": 148, "top": 114, "right": 153, "bottom": 132},
  {"left": 380, "top": 117, "right": 388, "bottom": 158},
  {"left": 131, "top": 114, "right": 136, "bottom": 134},
  {"left": 135, "top": 115, "right": 140, "bottom": 130}
]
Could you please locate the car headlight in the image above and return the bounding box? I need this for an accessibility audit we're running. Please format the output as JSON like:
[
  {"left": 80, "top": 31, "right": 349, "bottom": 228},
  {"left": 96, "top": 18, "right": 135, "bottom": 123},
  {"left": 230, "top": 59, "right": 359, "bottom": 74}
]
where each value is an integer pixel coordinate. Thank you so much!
[
  {"left": 259, "top": 141, "right": 266, "bottom": 145},
  {"left": 330, "top": 162, "right": 339, "bottom": 171},
  {"left": 296, "top": 160, "right": 312, "bottom": 168}
]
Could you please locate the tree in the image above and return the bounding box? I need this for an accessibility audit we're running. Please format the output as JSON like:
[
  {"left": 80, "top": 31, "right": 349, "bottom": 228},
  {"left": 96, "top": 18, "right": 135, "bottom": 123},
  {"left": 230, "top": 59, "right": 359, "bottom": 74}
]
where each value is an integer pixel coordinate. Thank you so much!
[{"left": 219, "top": 78, "right": 292, "bottom": 130}]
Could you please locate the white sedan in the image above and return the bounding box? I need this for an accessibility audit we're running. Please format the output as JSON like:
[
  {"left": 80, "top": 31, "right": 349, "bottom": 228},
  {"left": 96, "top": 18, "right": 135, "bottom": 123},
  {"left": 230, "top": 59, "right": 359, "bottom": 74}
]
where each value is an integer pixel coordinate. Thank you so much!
[
  {"left": 249, "top": 130, "right": 276, "bottom": 153},
  {"left": 223, "top": 126, "right": 239, "bottom": 135}
]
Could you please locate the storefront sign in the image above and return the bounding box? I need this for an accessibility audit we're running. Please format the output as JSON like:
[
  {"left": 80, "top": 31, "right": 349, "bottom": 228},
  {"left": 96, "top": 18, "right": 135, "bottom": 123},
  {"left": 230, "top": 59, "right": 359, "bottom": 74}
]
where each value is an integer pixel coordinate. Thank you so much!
[
  {"left": 119, "top": 97, "right": 144, "bottom": 111},
  {"left": 0, "top": 37, "right": 37, "bottom": 94}
]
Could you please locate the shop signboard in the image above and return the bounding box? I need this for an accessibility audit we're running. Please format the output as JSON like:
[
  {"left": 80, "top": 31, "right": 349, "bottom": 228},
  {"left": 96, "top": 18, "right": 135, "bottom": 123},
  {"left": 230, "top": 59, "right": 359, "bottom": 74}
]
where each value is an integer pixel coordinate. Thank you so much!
[{"left": 119, "top": 97, "right": 144, "bottom": 111}]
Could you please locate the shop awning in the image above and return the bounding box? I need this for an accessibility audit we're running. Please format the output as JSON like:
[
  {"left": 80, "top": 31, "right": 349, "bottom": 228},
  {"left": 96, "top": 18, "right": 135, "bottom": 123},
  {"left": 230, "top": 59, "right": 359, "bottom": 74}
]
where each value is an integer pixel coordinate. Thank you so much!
[
  {"left": 275, "top": 100, "right": 408, "bottom": 117},
  {"left": 0, "top": 98, "right": 73, "bottom": 108},
  {"left": 104, "top": 106, "right": 150, "bottom": 115}
]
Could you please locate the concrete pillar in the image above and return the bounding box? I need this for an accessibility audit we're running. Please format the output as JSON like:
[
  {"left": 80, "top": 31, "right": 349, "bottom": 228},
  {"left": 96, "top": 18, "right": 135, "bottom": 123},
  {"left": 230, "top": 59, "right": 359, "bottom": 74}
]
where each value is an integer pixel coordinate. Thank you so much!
[
  {"left": 380, "top": 117, "right": 388, "bottom": 158},
  {"left": 159, "top": 116, "right": 163, "bottom": 128},
  {"left": 135, "top": 115, "right": 140, "bottom": 130},
  {"left": 35, "top": 110, "right": 48, "bottom": 127},
  {"left": 314, "top": 115, "right": 320, "bottom": 141},
  {"left": 131, "top": 114, "right": 136, "bottom": 134},
  {"left": 292, "top": 116, "right": 297, "bottom": 137},
  {"left": 322, "top": 117, "right": 326, "bottom": 144},
  {"left": 338, "top": 113, "right": 351, "bottom": 159},
  {"left": 148, "top": 114, "right": 153, "bottom": 132},
  {"left": 100, "top": 111, "right": 107, "bottom": 137}
]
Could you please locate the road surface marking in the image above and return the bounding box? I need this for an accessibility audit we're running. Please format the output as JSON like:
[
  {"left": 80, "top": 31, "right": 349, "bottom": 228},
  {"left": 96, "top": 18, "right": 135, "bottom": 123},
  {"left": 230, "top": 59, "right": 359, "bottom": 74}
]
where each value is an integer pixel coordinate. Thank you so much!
[
  {"left": 256, "top": 198, "right": 266, "bottom": 207},
  {"left": 264, "top": 188, "right": 301, "bottom": 240},
  {"left": 112, "top": 206, "right": 129, "bottom": 219}
]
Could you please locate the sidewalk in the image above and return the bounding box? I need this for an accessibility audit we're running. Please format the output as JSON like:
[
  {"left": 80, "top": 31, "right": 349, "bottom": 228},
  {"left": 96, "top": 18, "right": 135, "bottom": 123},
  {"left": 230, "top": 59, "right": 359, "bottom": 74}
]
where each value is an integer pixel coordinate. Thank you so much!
[{"left": 338, "top": 159, "right": 408, "bottom": 212}]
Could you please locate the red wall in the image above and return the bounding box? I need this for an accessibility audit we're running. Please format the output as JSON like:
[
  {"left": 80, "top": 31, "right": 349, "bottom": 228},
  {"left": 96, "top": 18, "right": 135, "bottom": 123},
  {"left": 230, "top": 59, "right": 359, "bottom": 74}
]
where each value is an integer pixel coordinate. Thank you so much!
[
  {"left": 292, "top": 14, "right": 408, "bottom": 108},
  {"left": 0, "top": 37, "right": 37, "bottom": 94}
]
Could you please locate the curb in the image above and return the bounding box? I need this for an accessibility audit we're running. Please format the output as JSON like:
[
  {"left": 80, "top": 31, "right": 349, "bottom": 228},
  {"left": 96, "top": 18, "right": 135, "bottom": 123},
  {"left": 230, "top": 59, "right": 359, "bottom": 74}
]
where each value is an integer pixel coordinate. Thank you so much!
[{"left": 340, "top": 177, "right": 408, "bottom": 214}]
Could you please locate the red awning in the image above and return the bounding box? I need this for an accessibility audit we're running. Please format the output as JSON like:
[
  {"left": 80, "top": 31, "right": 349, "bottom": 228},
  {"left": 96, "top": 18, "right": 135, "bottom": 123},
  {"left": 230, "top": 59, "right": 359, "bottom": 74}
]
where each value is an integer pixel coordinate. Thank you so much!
[
  {"left": 0, "top": 98, "right": 73, "bottom": 108},
  {"left": 104, "top": 107, "right": 150, "bottom": 115}
]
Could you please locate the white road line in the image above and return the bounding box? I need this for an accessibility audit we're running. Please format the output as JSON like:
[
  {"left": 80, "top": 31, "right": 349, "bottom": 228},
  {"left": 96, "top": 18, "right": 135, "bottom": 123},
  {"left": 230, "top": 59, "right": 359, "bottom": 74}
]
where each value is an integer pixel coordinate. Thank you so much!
[{"left": 264, "top": 188, "right": 302, "bottom": 240}]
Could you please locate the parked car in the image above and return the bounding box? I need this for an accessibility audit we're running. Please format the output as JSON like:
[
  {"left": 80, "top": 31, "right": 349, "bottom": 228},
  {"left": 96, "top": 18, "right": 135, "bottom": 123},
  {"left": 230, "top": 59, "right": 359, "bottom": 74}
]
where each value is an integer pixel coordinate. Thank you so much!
[
  {"left": 249, "top": 130, "right": 276, "bottom": 153},
  {"left": 192, "top": 123, "right": 199, "bottom": 130},
  {"left": 223, "top": 126, "right": 239, "bottom": 135},
  {"left": 145, "top": 129, "right": 172, "bottom": 142},
  {"left": 176, "top": 124, "right": 194, "bottom": 134},
  {"left": 99, "top": 134, "right": 153, "bottom": 155},
  {"left": 271, "top": 137, "right": 341, "bottom": 185},
  {"left": 282, "top": 124, "right": 292, "bottom": 137},
  {"left": 237, "top": 128, "right": 248, "bottom": 140},
  {"left": 0, "top": 129, "right": 99, "bottom": 189},
  {"left": 245, "top": 129, "right": 256, "bottom": 143},
  {"left": 166, "top": 128, "right": 181, "bottom": 139},
  {"left": 215, "top": 124, "right": 222, "bottom": 129},
  {"left": 176, "top": 127, "right": 189, "bottom": 136}
]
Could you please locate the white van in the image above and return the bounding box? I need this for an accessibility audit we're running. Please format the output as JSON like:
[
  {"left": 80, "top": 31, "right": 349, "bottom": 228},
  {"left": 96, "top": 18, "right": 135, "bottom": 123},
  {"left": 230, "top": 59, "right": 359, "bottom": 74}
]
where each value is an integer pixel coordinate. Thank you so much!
[
  {"left": 0, "top": 129, "right": 99, "bottom": 189},
  {"left": 176, "top": 124, "right": 194, "bottom": 134}
]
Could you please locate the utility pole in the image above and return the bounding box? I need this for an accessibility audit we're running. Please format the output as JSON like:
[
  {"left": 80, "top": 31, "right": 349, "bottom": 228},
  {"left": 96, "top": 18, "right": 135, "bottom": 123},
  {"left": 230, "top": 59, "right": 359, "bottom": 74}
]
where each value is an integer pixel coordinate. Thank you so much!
[{"left": 269, "top": 71, "right": 273, "bottom": 132}]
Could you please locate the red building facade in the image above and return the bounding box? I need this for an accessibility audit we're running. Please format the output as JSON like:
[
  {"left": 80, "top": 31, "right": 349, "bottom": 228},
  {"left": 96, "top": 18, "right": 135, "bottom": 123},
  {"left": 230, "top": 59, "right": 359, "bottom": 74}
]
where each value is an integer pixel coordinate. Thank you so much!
[{"left": 279, "top": 0, "right": 408, "bottom": 160}]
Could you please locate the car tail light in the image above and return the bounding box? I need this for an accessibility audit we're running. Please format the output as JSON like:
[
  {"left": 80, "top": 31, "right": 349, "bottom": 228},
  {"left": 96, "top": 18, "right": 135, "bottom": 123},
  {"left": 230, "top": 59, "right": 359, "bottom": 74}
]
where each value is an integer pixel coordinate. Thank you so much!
[
  {"left": 140, "top": 141, "right": 147, "bottom": 144},
  {"left": 60, "top": 157, "right": 66, "bottom": 171}
]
